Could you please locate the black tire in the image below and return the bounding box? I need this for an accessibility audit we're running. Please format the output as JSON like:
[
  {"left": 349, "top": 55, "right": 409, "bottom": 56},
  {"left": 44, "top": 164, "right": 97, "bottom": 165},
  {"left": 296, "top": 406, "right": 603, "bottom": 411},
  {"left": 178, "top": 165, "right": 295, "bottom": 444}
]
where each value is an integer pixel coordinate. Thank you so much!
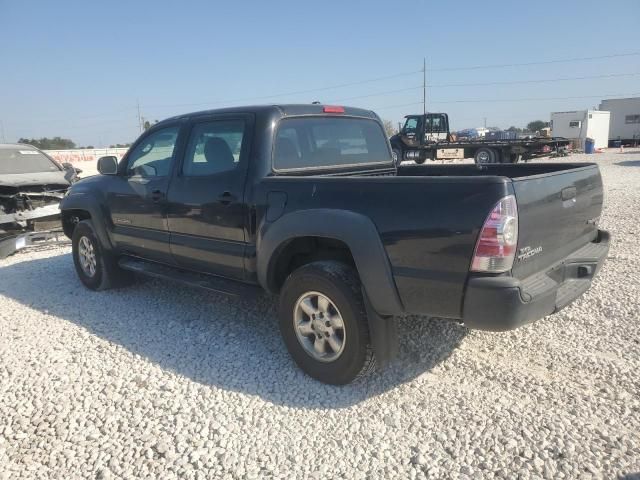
[
  {"left": 72, "top": 220, "right": 133, "bottom": 291},
  {"left": 474, "top": 147, "right": 497, "bottom": 164},
  {"left": 414, "top": 156, "right": 426, "bottom": 165},
  {"left": 278, "top": 261, "right": 376, "bottom": 385},
  {"left": 392, "top": 148, "right": 402, "bottom": 165}
]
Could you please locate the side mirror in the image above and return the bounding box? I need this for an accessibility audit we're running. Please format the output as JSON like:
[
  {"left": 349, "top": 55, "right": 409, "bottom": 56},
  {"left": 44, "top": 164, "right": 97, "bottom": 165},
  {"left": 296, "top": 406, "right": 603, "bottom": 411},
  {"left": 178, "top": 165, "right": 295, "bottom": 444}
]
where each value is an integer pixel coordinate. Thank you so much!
[{"left": 97, "top": 156, "right": 118, "bottom": 175}]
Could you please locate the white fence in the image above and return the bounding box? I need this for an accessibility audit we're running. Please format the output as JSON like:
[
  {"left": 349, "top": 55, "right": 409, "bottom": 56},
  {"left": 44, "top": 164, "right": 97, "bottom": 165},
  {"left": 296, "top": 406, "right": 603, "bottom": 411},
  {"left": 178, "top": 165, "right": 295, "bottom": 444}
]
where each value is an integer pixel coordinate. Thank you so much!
[
  {"left": 43, "top": 148, "right": 129, "bottom": 176},
  {"left": 44, "top": 148, "right": 129, "bottom": 165}
]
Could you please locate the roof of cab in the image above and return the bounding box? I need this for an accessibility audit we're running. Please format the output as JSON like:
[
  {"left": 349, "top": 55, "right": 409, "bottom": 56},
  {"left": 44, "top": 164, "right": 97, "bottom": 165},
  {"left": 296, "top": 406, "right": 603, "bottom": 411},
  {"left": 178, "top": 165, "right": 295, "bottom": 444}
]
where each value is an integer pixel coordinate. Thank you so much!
[{"left": 159, "top": 104, "right": 379, "bottom": 124}]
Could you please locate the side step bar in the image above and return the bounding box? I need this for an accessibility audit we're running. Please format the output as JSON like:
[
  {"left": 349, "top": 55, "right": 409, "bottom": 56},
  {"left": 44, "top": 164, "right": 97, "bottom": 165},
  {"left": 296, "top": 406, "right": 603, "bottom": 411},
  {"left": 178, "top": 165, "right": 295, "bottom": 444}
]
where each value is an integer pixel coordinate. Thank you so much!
[{"left": 118, "top": 257, "right": 262, "bottom": 298}]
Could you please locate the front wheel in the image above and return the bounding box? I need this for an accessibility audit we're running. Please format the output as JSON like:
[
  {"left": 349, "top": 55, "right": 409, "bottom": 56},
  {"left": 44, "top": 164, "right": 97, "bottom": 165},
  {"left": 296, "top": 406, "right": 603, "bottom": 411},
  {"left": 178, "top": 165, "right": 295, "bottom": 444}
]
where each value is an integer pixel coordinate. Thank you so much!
[
  {"left": 72, "top": 220, "right": 132, "bottom": 291},
  {"left": 278, "top": 261, "right": 376, "bottom": 384}
]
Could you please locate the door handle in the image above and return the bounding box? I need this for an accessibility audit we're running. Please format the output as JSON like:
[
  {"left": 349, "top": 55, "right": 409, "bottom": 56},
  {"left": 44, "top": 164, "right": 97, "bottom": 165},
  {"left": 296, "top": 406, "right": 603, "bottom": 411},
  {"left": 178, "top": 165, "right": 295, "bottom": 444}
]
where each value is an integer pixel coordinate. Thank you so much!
[
  {"left": 218, "top": 191, "right": 236, "bottom": 205},
  {"left": 151, "top": 189, "right": 164, "bottom": 202}
]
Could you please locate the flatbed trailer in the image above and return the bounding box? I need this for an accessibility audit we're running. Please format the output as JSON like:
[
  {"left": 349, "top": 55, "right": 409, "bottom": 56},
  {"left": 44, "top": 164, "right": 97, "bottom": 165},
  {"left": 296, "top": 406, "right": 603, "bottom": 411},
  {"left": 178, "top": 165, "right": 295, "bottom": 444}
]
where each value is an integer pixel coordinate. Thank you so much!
[{"left": 389, "top": 113, "right": 571, "bottom": 164}]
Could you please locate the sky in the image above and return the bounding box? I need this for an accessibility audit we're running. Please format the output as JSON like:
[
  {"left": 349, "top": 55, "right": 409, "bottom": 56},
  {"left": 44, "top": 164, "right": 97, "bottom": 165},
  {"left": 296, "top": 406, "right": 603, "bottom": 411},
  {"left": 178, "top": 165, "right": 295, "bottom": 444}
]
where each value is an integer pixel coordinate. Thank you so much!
[{"left": 1, "top": 0, "right": 639, "bottom": 147}]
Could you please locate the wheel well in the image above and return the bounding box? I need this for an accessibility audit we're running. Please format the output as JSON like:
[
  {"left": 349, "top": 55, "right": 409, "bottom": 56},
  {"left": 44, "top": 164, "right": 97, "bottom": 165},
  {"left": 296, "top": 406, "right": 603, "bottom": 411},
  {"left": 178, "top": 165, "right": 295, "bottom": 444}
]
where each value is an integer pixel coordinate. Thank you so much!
[
  {"left": 270, "top": 236, "right": 356, "bottom": 292},
  {"left": 61, "top": 209, "right": 91, "bottom": 239}
]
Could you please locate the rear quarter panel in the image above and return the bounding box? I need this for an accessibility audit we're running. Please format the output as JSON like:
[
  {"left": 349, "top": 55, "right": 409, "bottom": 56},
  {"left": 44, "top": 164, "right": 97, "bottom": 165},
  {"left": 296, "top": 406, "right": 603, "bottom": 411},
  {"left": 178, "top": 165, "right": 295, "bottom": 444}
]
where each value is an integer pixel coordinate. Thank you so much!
[{"left": 253, "top": 176, "right": 510, "bottom": 318}]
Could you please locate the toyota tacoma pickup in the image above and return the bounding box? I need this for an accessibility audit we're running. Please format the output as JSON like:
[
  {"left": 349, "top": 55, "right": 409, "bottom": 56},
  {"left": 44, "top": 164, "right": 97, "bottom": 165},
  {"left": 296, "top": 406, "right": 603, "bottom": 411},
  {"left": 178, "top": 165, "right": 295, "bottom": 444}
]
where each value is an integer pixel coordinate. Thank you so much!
[{"left": 59, "top": 104, "right": 609, "bottom": 384}]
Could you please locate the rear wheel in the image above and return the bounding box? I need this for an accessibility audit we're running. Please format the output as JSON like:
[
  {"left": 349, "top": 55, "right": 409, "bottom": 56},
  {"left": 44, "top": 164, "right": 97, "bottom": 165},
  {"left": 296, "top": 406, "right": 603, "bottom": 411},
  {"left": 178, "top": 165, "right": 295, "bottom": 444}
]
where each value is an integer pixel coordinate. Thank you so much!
[
  {"left": 72, "top": 220, "right": 133, "bottom": 291},
  {"left": 278, "top": 261, "right": 375, "bottom": 384},
  {"left": 474, "top": 147, "right": 498, "bottom": 164}
]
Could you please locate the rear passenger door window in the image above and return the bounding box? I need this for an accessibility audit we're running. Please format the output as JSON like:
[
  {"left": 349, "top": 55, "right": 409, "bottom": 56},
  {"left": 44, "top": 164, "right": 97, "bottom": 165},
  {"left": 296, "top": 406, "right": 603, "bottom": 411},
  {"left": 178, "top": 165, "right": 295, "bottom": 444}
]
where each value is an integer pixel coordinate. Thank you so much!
[{"left": 183, "top": 121, "right": 245, "bottom": 176}]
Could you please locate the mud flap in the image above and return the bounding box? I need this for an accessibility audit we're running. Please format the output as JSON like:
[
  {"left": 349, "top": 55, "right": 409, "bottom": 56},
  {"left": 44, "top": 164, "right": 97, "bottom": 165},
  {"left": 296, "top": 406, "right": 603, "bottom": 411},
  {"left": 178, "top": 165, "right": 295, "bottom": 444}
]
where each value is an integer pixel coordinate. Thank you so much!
[{"left": 363, "top": 289, "right": 398, "bottom": 368}]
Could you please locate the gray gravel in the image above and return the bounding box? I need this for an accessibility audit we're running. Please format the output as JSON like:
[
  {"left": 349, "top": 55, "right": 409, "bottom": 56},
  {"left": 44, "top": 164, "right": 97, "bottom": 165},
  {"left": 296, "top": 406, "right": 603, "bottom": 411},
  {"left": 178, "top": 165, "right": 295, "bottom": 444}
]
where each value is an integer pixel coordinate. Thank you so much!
[{"left": 1, "top": 149, "right": 639, "bottom": 479}]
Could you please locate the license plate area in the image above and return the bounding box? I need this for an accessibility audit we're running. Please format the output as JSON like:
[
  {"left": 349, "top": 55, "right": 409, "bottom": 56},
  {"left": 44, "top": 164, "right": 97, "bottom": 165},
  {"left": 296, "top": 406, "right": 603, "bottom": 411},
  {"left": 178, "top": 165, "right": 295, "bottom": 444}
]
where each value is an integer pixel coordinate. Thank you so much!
[{"left": 436, "top": 148, "right": 464, "bottom": 159}]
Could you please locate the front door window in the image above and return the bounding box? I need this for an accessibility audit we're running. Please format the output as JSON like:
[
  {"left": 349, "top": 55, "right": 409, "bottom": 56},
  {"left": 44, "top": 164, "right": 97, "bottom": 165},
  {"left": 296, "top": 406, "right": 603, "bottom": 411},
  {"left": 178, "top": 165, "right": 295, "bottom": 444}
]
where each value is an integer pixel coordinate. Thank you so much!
[{"left": 126, "top": 126, "right": 180, "bottom": 177}]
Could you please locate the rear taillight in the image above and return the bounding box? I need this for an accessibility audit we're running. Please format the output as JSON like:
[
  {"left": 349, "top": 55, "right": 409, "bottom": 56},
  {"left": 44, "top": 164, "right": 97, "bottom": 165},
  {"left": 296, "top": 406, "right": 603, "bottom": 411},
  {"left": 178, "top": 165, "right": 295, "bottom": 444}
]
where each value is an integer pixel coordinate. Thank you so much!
[
  {"left": 323, "top": 105, "right": 345, "bottom": 113},
  {"left": 471, "top": 195, "right": 518, "bottom": 273}
]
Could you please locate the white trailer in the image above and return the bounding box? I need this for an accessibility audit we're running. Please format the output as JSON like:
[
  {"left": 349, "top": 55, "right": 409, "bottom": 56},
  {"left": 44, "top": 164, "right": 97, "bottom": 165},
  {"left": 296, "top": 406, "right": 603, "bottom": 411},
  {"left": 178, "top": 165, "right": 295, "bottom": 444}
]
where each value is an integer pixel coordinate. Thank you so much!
[
  {"left": 550, "top": 110, "right": 610, "bottom": 149},
  {"left": 598, "top": 97, "right": 640, "bottom": 145}
]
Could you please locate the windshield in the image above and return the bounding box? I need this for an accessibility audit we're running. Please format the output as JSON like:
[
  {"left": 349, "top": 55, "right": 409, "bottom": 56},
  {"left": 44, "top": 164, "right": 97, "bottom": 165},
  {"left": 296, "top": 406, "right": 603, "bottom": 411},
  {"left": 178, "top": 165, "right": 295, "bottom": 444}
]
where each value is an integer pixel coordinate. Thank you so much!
[
  {"left": 0, "top": 147, "right": 61, "bottom": 175},
  {"left": 273, "top": 117, "right": 392, "bottom": 171},
  {"left": 403, "top": 117, "right": 419, "bottom": 134}
]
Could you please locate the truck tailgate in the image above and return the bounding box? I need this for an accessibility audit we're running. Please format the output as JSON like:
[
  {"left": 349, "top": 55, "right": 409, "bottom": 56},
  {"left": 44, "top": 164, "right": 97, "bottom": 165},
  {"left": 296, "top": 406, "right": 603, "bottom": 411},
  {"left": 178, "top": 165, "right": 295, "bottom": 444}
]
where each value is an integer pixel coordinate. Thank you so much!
[{"left": 510, "top": 164, "right": 603, "bottom": 280}]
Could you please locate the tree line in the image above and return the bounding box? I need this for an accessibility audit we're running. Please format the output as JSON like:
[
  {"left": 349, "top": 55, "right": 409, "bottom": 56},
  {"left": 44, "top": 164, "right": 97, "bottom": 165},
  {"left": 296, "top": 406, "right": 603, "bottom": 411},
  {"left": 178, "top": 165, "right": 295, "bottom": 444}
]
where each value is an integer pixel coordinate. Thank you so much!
[
  {"left": 18, "top": 136, "right": 77, "bottom": 150},
  {"left": 17, "top": 137, "right": 132, "bottom": 150}
]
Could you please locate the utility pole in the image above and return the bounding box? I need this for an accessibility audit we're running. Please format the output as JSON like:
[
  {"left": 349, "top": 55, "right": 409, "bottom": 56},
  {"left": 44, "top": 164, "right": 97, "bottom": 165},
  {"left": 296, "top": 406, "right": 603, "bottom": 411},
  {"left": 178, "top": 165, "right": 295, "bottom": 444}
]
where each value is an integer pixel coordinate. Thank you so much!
[
  {"left": 137, "top": 100, "right": 142, "bottom": 133},
  {"left": 422, "top": 57, "right": 427, "bottom": 116},
  {"left": 0, "top": 120, "right": 5, "bottom": 143},
  {"left": 484, "top": 117, "right": 487, "bottom": 128}
]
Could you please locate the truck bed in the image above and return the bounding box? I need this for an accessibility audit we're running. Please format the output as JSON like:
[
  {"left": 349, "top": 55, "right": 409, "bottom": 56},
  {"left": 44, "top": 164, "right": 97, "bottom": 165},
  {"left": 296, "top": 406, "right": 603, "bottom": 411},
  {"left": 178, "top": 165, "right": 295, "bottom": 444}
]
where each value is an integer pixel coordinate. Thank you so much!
[
  {"left": 266, "top": 161, "right": 603, "bottom": 319},
  {"left": 397, "top": 162, "right": 603, "bottom": 279},
  {"left": 396, "top": 162, "right": 593, "bottom": 178}
]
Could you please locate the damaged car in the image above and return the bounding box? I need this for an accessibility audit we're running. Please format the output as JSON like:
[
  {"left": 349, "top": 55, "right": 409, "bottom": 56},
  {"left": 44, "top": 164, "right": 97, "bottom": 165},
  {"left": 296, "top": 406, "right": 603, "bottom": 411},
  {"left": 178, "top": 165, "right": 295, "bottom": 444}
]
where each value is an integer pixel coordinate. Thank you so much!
[{"left": 0, "top": 143, "right": 80, "bottom": 258}]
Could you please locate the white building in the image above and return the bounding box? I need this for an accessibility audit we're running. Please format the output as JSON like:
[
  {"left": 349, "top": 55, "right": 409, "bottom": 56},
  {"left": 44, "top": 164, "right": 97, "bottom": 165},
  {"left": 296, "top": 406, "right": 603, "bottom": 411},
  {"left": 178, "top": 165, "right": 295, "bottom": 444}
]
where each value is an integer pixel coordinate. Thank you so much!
[
  {"left": 598, "top": 97, "right": 640, "bottom": 144},
  {"left": 550, "top": 110, "right": 610, "bottom": 149}
]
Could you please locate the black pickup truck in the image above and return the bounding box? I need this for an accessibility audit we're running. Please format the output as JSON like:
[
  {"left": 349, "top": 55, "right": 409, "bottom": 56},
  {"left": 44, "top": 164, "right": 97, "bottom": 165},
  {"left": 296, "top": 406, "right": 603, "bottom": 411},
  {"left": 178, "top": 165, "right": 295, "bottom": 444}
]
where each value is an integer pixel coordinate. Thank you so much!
[{"left": 60, "top": 104, "right": 609, "bottom": 384}]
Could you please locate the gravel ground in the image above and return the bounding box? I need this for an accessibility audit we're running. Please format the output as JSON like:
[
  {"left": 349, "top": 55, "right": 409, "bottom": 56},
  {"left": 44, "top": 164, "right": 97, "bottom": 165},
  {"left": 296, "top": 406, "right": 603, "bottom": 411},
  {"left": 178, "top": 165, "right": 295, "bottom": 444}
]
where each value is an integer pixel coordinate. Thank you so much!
[{"left": 1, "top": 149, "right": 639, "bottom": 479}]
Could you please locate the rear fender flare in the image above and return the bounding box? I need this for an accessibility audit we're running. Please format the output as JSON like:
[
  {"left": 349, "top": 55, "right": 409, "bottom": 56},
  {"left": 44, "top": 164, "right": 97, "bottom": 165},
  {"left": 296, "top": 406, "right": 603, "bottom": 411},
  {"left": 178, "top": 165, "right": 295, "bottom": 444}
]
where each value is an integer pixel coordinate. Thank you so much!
[{"left": 257, "top": 209, "right": 404, "bottom": 316}]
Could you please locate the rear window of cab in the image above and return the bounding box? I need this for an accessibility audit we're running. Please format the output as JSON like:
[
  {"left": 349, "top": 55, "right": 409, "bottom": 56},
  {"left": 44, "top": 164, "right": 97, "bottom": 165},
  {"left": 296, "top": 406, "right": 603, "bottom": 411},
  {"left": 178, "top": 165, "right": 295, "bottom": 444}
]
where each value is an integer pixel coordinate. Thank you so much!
[{"left": 273, "top": 116, "right": 392, "bottom": 171}]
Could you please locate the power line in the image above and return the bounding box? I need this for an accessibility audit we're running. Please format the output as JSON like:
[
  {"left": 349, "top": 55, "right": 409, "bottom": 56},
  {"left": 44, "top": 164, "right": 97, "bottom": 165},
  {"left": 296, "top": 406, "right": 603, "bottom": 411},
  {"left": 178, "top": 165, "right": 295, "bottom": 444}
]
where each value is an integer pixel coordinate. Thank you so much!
[
  {"left": 143, "top": 62, "right": 640, "bottom": 113},
  {"left": 430, "top": 71, "right": 640, "bottom": 88},
  {"left": 434, "top": 92, "right": 640, "bottom": 104},
  {"left": 329, "top": 72, "right": 640, "bottom": 103},
  {"left": 430, "top": 52, "right": 640, "bottom": 71},
  {"left": 13, "top": 51, "right": 640, "bottom": 130},
  {"left": 144, "top": 69, "right": 424, "bottom": 110},
  {"left": 373, "top": 92, "right": 640, "bottom": 110}
]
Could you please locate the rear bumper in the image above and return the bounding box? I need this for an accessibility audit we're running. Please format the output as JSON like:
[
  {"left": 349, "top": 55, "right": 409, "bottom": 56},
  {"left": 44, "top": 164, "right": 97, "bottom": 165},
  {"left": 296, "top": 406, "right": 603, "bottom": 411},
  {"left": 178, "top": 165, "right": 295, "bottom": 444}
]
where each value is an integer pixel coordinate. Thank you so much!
[{"left": 462, "top": 229, "right": 610, "bottom": 331}]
